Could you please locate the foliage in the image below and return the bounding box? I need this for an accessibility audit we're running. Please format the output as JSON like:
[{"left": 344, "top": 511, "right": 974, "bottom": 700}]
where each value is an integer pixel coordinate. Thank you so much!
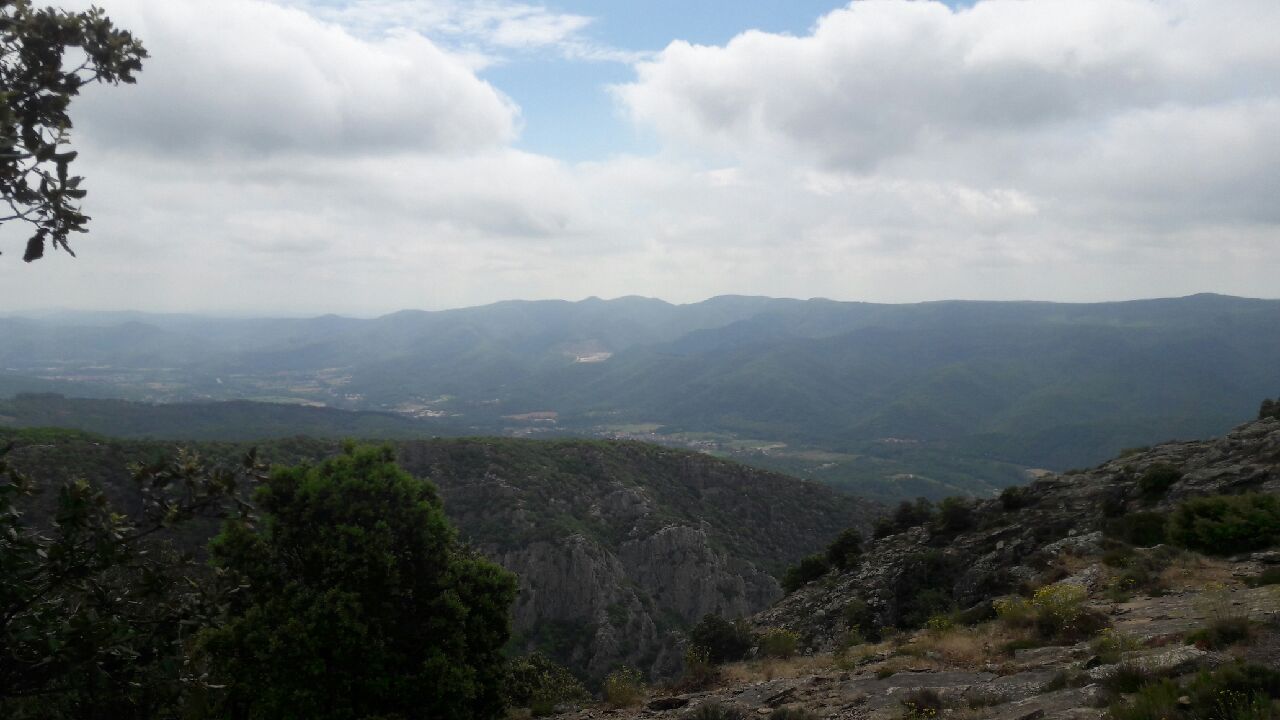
[
  {"left": 0, "top": 445, "right": 255, "bottom": 718},
  {"left": 842, "top": 598, "right": 880, "bottom": 642},
  {"left": 999, "top": 486, "right": 1030, "bottom": 510},
  {"left": 892, "top": 549, "right": 959, "bottom": 629},
  {"left": 1106, "top": 663, "right": 1280, "bottom": 720},
  {"left": 933, "top": 496, "right": 975, "bottom": 534},
  {"left": 901, "top": 688, "right": 944, "bottom": 720},
  {"left": 1261, "top": 398, "right": 1280, "bottom": 421},
  {"left": 1169, "top": 494, "right": 1280, "bottom": 555},
  {"left": 0, "top": 0, "right": 147, "bottom": 261},
  {"left": 874, "top": 498, "right": 936, "bottom": 539},
  {"left": 996, "top": 584, "right": 1106, "bottom": 643},
  {"left": 687, "top": 701, "right": 745, "bottom": 720},
  {"left": 505, "top": 652, "right": 590, "bottom": 715},
  {"left": 768, "top": 709, "right": 818, "bottom": 720},
  {"left": 1104, "top": 512, "right": 1169, "bottom": 547},
  {"left": 199, "top": 444, "right": 518, "bottom": 720},
  {"left": 781, "top": 553, "right": 830, "bottom": 594},
  {"left": 602, "top": 666, "right": 646, "bottom": 708},
  {"left": 688, "top": 614, "right": 754, "bottom": 664},
  {"left": 1029, "top": 582, "right": 1106, "bottom": 641},
  {"left": 825, "top": 527, "right": 864, "bottom": 570},
  {"left": 1138, "top": 463, "right": 1182, "bottom": 497},
  {"left": 1091, "top": 629, "right": 1140, "bottom": 665},
  {"left": 678, "top": 644, "right": 720, "bottom": 691},
  {"left": 1247, "top": 567, "right": 1280, "bottom": 588},
  {"left": 757, "top": 628, "right": 799, "bottom": 659}
]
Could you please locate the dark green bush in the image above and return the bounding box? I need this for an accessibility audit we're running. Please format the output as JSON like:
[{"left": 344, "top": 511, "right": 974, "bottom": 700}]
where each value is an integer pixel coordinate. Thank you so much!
[
  {"left": 893, "top": 550, "right": 959, "bottom": 629},
  {"left": 1105, "top": 511, "right": 1169, "bottom": 547},
  {"left": 1247, "top": 567, "right": 1280, "bottom": 587},
  {"left": 768, "top": 708, "right": 818, "bottom": 720},
  {"left": 687, "top": 615, "right": 754, "bottom": 664},
  {"left": 825, "top": 528, "right": 864, "bottom": 570},
  {"left": 900, "top": 688, "right": 944, "bottom": 719},
  {"left": 873, "top": 498, "right": 936, "bottom": 539},
  {"left": 843, "top": 598, "right": 881, "bottom": 642},
  {"left": 687, "top": 701, "right": 745, "bottom": 720},
  {"left": 1000, "top": 486, "right": 1030, "bottom": 510},
  {"left": 505, "top": 653, "right": 590, "bottom": 715},
  {"left": 1169, "top": 493, "right": 1280, "bottom": 555},
  {"left": 1186, "top": 617, "right": 1253, "bottom": 649},
  {"left": 1138, "top": 464, "right": 1182, "bottom": 496},
  {"left": 1107, "top": 663, "right": 1280, "bottom": 720},
  {"left": 1260, "top": 397, "right": 1279, "bottom": 421},
  {"left": 781, "top": 554, "right": 830, "bottom": 593},
  {"left": 934, "top": 497, "right": 976, "bottom": 534}
]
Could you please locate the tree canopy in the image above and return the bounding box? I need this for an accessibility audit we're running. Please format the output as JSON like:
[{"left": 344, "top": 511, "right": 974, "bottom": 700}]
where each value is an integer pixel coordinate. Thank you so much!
[
  {"left": 201, "top": 444, "right": 518, "bottom": 720},
  {"left": 1, "top": 0, "right": 146, "bottom": 261}
]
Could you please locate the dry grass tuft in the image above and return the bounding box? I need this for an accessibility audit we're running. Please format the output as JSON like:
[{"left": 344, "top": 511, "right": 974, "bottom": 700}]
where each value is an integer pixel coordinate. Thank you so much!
[{"left": 718, "top": 654, "right": 835, "bottom": 685}]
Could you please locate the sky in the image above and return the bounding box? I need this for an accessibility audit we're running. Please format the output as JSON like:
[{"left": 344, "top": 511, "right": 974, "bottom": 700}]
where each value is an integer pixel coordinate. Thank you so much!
[{"left": 2, "top": 0, "right": 1279, "bottom": 316}]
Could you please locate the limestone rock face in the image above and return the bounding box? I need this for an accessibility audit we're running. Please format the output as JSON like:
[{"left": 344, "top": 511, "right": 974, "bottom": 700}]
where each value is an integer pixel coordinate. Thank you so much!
[{"left": 393, "top": 438, "right": 876, "bottom": 681}]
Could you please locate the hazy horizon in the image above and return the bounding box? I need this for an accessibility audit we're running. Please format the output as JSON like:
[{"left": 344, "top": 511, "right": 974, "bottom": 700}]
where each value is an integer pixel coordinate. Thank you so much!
[{"left": 4, "top": 290, "right": 1279, "bottom": 322}]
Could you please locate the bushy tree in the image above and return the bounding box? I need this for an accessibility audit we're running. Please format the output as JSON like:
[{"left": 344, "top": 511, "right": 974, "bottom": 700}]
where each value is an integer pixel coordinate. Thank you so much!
[
  {"left": 687, "top": 614, "right": 754, "bottom": 664},
  {"left": 781, "top": 553, "right": 829, "bottom": 593},
  {"left": 1261, "top": 397, "right": 1279, "bottom": 421},
  {"left": 1, "top": 0, "right": 147, "bottom": 261},
  {"left": 825, "top": 528, "right": 864, "bottom": 570},
  {"left": 0, "top": 444, "right": 256, "bottom": 719},
  {"left": 201, "top": 444, "right": 517, "bottom": 720}
]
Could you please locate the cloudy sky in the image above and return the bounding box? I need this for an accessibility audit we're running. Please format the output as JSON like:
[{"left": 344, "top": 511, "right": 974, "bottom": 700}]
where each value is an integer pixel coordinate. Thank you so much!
[{"left": 3, "top": 0, "right": 1278, "bottom": 316}]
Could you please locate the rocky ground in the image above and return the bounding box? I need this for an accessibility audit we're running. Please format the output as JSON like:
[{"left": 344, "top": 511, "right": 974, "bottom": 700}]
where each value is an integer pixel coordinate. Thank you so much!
[{"left": 534, "top": 417, "right": 1280, "bottom": 719}]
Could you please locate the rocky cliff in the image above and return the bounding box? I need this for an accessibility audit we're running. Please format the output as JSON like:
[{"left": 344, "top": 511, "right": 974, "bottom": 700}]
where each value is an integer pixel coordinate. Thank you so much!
[
  {"left": 395, "top": 439, "right": 874, "bottom": 680},
  {"left": 552, "top": 416, "right": 1280, "bottom": 719}
]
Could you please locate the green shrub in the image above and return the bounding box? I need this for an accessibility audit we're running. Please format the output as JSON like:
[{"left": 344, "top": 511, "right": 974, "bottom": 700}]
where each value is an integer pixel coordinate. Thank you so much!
[
  {"left": 781, "top": 554, "right": 830, "bottom": 593},
  {"left": 825, "top": 528, "right": 864, "bottom": 570},
  {"left": 678, "top": 645, "right": 719, "bottom": 691},
  {"left": 687, "top": 702, "right": 745, "bottom": 720},
  {"left": 1187, "top": 617, "right": 1253, "bottom": 649},
  {"left": 934, "top": 497, "right": 976, "bottom": 534},
  {"left": 505, "top": 653, "right": 590, "bottom": 715},
  {"left": 602, "top": 666, "right": 646, "bottom": 708},
  {"left": 1169, "top": 494, "right": 1280, "bottom": 555},
  {"left": 1260, "top": 397, "right": 1280, "bottom": 421},
  {"left": 1030, "top": 582, "right": 1107, "bottom": 641},
  {"left": 997, "top": 583, "right": 1108, "bottom": 642},
  {"left": 1106, "top": 677, "right": 1180, "bottom": 719},
  {"left": 1091, "top": 629, "right": 1140, "bottom": 665},
  {"left": 874, "top": 498, "right": 936, "bottom": 539},
  {"left": 688, "top": 615, "right": 754, "bottom": 664},
  {"left": 758, "top": 628, "right": 800, "bottom": 659},
  {"left": 1247, "top": 567, "right": 1280, "bottom": 587},
  {"left": 1138, "top": 464, "right": 1182, "bottom": 496},
  {"left": 843, "top": 598, "right": 881, "bottom": 642},
  {"left": 1105, "top": 511, "right": 1169, "bottom": 547},
  {"left": 901, "top": 688, "right": 944, "bottom": 719},
  {"left": 1107, "top": 663, "right": 1280, "bottom": 720},
  {"left": 1000, "top": 486, "right": 1030, "bottom": 511},
  {"left": 768, "top": 708, "right": 818, "bottom": 720},
  {"left": 893, "top": 549, "right": 959, "bottom": 629}
]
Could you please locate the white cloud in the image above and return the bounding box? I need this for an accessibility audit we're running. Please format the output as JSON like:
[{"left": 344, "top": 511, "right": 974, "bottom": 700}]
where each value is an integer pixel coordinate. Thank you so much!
[
  {"left": 73, "top": 0, "right": 518, "bottom": 156},
  {"left": 4, "top": 0, "right": 1280, "bottom": 314}
]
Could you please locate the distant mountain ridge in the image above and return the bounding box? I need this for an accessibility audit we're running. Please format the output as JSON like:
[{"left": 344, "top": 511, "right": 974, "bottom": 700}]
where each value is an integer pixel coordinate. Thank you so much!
[{"left": 3, "top": 293, "right": 1278, "bottom": 499}]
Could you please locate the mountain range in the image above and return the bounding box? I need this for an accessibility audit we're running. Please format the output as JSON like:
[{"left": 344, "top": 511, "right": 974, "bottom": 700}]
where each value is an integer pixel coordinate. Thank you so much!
[{"left": 3, "top": 293, "right": 1278, "bottom": 500}]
